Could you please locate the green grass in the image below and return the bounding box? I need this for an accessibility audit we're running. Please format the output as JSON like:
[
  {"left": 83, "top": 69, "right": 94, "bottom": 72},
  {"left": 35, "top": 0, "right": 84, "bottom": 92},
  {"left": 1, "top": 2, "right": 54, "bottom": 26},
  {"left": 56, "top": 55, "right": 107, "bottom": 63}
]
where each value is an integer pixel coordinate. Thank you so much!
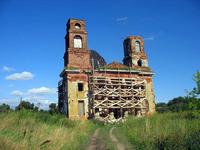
[
  {"left": 1, "top": 110, "right": 200, "bottom": 150},
  {"left": 116, "top": 111, "right": 200, "bottom": 150},
  {"left": 0, "top": 110, "right": 96, "bottom": 150}
]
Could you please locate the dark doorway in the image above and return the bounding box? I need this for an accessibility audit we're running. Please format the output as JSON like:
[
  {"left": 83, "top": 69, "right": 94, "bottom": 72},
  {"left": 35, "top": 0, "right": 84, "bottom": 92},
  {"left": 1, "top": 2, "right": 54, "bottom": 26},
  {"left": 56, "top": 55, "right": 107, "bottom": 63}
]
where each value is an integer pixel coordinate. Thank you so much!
[{"left": 112, "top": 108, "right": 122, "bottom": 119}]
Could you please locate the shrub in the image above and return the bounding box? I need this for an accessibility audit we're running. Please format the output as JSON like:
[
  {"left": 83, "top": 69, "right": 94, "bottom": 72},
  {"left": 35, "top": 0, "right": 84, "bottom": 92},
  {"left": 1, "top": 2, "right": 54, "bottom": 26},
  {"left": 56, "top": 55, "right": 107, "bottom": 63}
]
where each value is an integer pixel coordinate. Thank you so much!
[{"left": 0, "top": 103, "right": 10, "bottom": 112}]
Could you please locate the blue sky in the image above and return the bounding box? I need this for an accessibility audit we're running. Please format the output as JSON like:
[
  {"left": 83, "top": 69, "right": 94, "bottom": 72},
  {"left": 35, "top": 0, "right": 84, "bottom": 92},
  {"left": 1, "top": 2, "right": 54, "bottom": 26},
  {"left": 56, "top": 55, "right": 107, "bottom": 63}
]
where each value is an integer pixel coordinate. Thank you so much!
[{"left": 0, "top": 0, "right": 200, "bottom": 109}]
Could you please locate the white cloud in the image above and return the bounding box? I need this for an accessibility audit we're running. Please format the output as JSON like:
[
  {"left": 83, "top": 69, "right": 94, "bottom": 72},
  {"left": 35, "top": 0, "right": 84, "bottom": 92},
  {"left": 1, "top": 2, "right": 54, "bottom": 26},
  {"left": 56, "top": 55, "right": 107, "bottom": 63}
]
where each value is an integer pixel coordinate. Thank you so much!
[
  {"left": 28, "top": 87, "right": 57, "bottom": 95},
  {"left": 34, "top": 99, "right": 56, "bottom": 110},
  {"left": 34, "top": 99, "right": 55, "bottom": 106},
  {"left": 1, "top": 93, "right": 57, "bottom": 110},
  {"left": 144, "top": 36, "right": 155, "bottom": 41},
  {"left": 11, "top": 90, "right": 23, "bottom": 96},
  {"left": 5, "top": 72, "right": 34, "bottom": 80},
  {"left": 3, "top": 66, "right": 14, "bottom": 72},
  {"left": 116, "top": 17, "right": 128, "bottom": 22}
]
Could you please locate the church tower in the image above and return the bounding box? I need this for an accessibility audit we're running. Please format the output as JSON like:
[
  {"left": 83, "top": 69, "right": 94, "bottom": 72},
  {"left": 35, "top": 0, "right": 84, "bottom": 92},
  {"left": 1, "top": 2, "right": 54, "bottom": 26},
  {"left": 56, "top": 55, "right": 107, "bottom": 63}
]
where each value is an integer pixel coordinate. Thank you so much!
[
  {"left": 64, "top": 19, "right": 91, "bottom": 70},
  {"left": 123, "top": 36, "right": 155, "bottom": 114},
  {"left": 123, "top": 36, "right": 148, "bottom": 68},
  {"left": 59, "top": 19, "right": 91, "bottom": 119}
]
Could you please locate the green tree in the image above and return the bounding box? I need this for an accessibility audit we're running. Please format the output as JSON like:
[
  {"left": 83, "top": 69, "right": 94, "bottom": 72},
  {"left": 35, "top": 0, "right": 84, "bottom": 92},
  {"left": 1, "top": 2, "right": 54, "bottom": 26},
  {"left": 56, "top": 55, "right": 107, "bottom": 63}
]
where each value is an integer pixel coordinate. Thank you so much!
[
  {"left": 49, "top": 103, "right": 59, "bottom": 114},
  {"left": 193, "top": 70, "right": 200, "bottom": 95},
  {"left": 188, "top": 97, "right": 200, "bottom": 110},
  {"left": 15, "top": 100, "right": 34, "bottom": 110},
  {"left": 167, "top": 97, "right": 189, "bottom": 112},
  {"left": 187, "top": 70, "right": 200, "bottom": 98},
  {"left": 156, "top": 71, "right": 200, "bottom": 113},
  {"left": 156, "top": 102, "right": 169, "bottom": 113},
  {"left": 0, "top": 103, "right": 10, "bottom": 112}
]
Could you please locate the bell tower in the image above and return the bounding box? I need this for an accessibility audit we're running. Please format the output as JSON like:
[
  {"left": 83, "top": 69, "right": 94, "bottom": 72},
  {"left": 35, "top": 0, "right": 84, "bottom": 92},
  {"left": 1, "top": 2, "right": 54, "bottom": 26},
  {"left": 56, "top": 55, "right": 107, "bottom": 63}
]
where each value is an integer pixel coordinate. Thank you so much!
[
  {"left": 123, "top": 36, "right": 148, "bottom": 68},
  {"left": 64, "top": 19, "right": 91, "bottom": 70},
  {"left": 59, "top": 19, "right": 91, "bottom": 119}
]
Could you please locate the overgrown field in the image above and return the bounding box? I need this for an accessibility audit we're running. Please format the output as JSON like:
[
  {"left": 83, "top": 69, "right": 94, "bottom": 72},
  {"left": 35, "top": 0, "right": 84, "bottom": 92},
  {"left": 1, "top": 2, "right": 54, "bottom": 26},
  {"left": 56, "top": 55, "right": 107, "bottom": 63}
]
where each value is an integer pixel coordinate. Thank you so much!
[
  {"left": 0, "top": 110, "right": 200, "bottom": 150},
  {"left": 116, "top": 111, "right": 200, "bottom": 150},
  {"left": 0, "top": 110, "right": 96, "bottom": 150}
]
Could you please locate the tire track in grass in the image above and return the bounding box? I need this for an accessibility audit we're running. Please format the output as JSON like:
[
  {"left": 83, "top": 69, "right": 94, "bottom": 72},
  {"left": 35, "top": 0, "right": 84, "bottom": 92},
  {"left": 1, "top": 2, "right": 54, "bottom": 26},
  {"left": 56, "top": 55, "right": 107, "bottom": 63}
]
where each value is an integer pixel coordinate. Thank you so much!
[
  {"left": 87, "top": 128, "right": 100, "bottom": 150},
  {"left": 109, "top": 127, "right": 126, "bottom": 150}
]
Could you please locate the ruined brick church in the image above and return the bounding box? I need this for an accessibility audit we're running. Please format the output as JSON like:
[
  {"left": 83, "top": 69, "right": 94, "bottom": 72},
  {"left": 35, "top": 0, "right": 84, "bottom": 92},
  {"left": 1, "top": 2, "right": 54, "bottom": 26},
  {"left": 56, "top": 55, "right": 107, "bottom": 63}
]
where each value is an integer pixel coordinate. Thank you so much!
[{"left": 58, "top": 18, "right": 155, "bottom": 120}]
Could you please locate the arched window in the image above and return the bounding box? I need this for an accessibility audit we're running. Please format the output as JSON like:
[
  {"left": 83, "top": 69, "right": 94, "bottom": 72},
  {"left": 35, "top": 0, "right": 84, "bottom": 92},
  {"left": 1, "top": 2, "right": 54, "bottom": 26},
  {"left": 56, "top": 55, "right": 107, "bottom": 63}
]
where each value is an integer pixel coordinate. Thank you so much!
[
  {"left": 74, "top": 35, "right": 82, "bottom": 48},
  {"left": 135, "top": 41, "right": 141, "bottom": 52},
  {"left": 75, "top": 23, "right": 81, "bottom": 29},
  {"left": 137, "top": 59, "right": 142, "bottom": 67}
]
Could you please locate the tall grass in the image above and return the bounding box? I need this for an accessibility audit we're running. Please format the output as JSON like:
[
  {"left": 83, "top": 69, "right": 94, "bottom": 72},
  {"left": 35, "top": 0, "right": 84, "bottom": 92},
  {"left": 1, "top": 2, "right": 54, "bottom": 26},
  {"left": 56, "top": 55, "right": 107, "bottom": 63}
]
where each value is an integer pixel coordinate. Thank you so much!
[
  {"left": 0, "top": 110, "right": 96, "bottom": 150},
  {"left": 1, "top": 110, "right": 200, "bottom": 150},
  {"left": 117, "top": 111, "right": 200, "bottom": 150}
]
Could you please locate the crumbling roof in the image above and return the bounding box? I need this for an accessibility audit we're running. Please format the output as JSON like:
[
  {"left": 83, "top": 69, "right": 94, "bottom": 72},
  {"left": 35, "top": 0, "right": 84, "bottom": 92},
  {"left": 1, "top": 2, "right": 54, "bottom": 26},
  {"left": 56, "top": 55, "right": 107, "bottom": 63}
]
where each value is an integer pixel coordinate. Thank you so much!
[
  {"left": 89, "top": 51, "right": 152, "bottom": 73},
  {"left": 99, "top": 61, "right": 152, "bottom": 72},
  {"left": 102, "top": 61, "right": 129, "bottom": 69},
  {"left": 132, "top": 66, "right": 152, "bottom": 72},
  {"left": 89, "top": 50, "right": 107, "bottom": 69}
]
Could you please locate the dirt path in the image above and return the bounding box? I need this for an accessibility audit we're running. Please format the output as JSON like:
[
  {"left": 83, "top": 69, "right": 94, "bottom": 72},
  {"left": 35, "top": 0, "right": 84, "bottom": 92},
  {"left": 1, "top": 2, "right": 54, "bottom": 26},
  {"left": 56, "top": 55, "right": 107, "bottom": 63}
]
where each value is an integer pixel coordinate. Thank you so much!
[
  {"left": 109, "top": 127, "right": 126, "bottom": 150},
  {"left": 87, "top": 127, "right": 128, "bottom": 150},
  {"left": 87, "top": 128, "right": 107, "bottom": 150},
  {"left": 87, "top": 128, "right": 100, "bottom": 150}
]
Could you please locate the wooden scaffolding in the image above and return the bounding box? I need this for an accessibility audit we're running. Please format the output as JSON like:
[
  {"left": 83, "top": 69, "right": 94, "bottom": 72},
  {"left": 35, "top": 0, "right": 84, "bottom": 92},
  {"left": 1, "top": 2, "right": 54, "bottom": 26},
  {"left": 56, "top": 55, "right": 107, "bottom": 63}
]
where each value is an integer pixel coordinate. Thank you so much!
[{"left": 89, "top": 75, "right": 148, "bottom": 120}]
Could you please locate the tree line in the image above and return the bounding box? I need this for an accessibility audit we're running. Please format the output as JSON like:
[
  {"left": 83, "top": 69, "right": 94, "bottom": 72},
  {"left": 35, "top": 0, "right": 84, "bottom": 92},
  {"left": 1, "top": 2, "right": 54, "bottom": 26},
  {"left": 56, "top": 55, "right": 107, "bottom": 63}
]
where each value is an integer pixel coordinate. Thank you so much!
[
  {"left": 0, "top": 101, "right": 59, "bottom": 115},
  {"left": 156, "top": 71, "right": 200, "bottom": 113}
]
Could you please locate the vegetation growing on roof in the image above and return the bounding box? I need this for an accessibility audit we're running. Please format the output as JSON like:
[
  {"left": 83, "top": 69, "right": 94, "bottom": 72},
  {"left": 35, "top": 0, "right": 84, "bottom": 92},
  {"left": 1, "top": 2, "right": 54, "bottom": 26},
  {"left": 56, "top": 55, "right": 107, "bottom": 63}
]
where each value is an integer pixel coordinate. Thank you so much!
[
  {"left": 98, "top": 61, "right": 152, "bottom": 72},
  {"left": 99, "top": 66, "right": 130, "bottom": 70},
  {"left": 64, "top": 66, "right": 79, "bottom": 70}
]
